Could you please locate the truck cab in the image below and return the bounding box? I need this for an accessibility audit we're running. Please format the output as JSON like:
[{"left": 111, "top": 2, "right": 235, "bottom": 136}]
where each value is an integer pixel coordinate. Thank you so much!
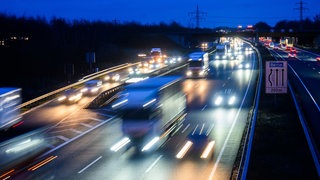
[
  {"left": 185, "top": 52, "right": 209, "bottom": 78},
  {"left": 112, "top": 76, "right": 186, "bottom": 152},
  {"left": 0, "top": 87, "right": 22, "bottom": 130}
]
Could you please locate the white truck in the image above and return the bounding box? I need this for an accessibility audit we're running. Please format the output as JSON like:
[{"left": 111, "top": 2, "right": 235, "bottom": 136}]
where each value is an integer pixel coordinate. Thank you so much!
[
  {"left": 112, "top": 76, "right": 186, "bottom": 151},
  {"left": 185, "top": 52, "right": 209, "bottom": 78},
  {"left": 0, "top": 87, "right": 22, "bottom": 130},
  {"left": 214, "top": 44, "right": 227, "bottom": 60},
  {"left": 150, "top": 48, "right": 162, "bottom": 59}
]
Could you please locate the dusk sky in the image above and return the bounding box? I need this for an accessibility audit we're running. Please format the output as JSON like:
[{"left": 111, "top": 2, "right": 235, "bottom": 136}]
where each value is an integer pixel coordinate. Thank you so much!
[{"left": 0, "top": 0, "right": 319, "bottom": 28}]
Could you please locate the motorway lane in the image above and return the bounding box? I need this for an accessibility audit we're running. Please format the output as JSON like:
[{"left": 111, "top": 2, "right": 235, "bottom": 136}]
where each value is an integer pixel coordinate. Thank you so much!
[
  {"left": 0, "top": 82, "right": 122, "bottom": 142},
  {"left": 268, "top": 47, "right": 320, "bottom": 106},
  {"left": 6, "top": 43, "right": 259, "bottom": 180},
  {"left": 0, "top": 82, "right": 123, "bottom": 175},
  {"left": 269, "top": 47, "right": 320, "bottom": 152}
]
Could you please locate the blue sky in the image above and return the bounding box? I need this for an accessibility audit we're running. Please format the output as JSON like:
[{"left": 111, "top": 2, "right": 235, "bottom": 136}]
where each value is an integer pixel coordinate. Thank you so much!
[{"left": 0, "top": 0, "right": 319, "bottom": 28}]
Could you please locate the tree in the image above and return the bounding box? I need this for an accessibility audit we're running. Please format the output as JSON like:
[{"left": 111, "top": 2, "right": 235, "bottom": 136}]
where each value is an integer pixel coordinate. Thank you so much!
[{"left": 254, "top": 21, "right": 271, "bottom": 32}]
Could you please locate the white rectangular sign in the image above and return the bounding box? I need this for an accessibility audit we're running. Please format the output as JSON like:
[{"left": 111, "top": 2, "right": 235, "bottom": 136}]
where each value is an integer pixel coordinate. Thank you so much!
[{"left": 265, "top": 61, "right": 287, "bottom": 94}]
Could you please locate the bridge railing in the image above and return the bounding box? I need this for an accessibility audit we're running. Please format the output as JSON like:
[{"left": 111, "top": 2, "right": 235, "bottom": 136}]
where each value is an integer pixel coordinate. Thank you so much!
[{"left": 18, "top": 63, "right": 140, "bottom": 114}]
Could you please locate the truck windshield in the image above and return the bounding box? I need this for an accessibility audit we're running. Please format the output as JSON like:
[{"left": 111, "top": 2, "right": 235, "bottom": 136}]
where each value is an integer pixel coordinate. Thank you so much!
[
  {"left": 86, "top": 83, "right": 97, "bottom": 87},
  {"left": 122, "top": 109, "right": 151, "bottom": 120},
  {"left": 151, "top": 52, "right": 161, "bottom": 56},
  {"left": 189, "top": 61, "right": 203, "bottom": 67}
]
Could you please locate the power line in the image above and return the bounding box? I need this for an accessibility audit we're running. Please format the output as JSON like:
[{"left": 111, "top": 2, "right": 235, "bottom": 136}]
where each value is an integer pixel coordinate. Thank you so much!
[
  {"left": 294, "top": 0, "right": 308, "bottom": 31},
  {"left": 188, "top": 4, "right": 207, "bottom": 28},
  {"left": 295, "top": 0, "right": 308, "bottom": 21}
]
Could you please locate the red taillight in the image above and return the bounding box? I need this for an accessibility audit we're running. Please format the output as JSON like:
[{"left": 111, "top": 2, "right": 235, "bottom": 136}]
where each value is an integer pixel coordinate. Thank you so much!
[{"left": 12, "top": 121, "right": 23, "bottom": 128}]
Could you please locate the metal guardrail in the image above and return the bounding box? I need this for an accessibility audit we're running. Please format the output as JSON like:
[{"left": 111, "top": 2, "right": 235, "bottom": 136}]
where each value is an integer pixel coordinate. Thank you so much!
[
  {"left": 18, "top": 63, "right": 140, "bottom": 113},
  {"left": 86, "top": 85, "right": 124, "bottom": 109},
  {"left": 287, "top": 64, "right": 320, "bottom": 176}
]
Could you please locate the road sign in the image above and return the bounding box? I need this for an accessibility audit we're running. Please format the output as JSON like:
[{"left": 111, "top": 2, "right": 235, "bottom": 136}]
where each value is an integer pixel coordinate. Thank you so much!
[{"left": 265, "top": 61, "right": 287, "bottom": 94}]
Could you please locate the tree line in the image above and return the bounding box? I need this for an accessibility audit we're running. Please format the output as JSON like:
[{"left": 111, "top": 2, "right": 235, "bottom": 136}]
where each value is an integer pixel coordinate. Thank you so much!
[
  {"left": 1, "top": 13, "right": 319, "bottom": 101},
  {"left": 0, "top": 14, "right": 188, "bottom": 101}
]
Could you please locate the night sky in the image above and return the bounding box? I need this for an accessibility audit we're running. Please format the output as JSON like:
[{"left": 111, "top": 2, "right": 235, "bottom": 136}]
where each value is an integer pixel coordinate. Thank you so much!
[{"left": 0, "top": 0, "right": 319, "bottom": 28}]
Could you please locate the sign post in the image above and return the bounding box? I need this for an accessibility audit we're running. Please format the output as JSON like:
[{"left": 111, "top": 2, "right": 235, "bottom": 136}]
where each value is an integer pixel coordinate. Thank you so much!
[{"left": 265, "top": 61, "right": 287, "bottom": 94}]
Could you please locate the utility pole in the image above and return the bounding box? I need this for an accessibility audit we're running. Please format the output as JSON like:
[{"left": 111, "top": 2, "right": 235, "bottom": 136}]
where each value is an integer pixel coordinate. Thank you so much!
[
  {"left": 295, "top": 0, "right": 307, "bottom": 31},
  {"left": 189, "top": 4, "right": 207, "bottom": 29},
  {"left": 112, "top": 19, "right": 120, "bottom": 25}
]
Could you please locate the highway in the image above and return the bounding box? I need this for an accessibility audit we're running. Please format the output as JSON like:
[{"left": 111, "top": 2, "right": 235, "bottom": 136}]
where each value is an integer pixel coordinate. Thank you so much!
[
  {"left": 268, "top": 45, "right": 320, "bottom": 153},
  {"left": 0, "top": 41, "right": 259, "bottom": 179}
]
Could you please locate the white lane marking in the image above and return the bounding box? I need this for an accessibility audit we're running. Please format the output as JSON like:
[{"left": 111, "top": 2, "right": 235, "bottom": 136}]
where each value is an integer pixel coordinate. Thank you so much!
[
  {"left": 200, "top": 123, "right": 205, "bottom": 135},
  {"left": 145, "top": 155, "right": 163, "bottom": 173},
  {"left": 39, "top": 117, "right": 115, "bottom": 159},
  {"left": 56, "top": 135, "right": 70, "bottom": 142},
  {"left": 69, "top": 129, "right": 82, "bottom": 134},
  {"left": 201, "top": 105, "right": 207, "bottom": 111},
  {"left": 54, "top": 123, "right": 79, "bottom": 127},
  {"left": 181, "top": 124, "right": 190, "bottom": 133},
  {"left": 89, "top": 118, "right": 104, "bottom": 122},
  {"left": 96, "top": 113, "right": 114, "bottom": 117},
  {"left": 206, "top": 124, "right": 214, "bottom": 136},
  {"left": 192, "top": 124, "right": 199, "bottom": 135},
  {"left": 80, "top": 123, "right": 93, "bottom": 128},
  {"left": 78, "top": 156, "right": 102, "bottom": 174}
]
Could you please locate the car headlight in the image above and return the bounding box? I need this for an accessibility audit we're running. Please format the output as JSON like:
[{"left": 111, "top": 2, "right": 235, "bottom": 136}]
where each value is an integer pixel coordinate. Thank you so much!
[
  {"left": 104, "top": 76, "right": 110, "bottom": 81},
  {"left": 58, "top": 96, "right": 67, "bottom": 101},
  {"left": 69, "top": 93, "right": 82, "bottom": 101},
  {"left": 215, "top": 96, "right": 223, "bottom": 106},
  {"left": 90, "top": 87, "right": 99, "bottom": 93},
  {"left": 228, "top": 96, "right": 236, "bottom": 105},
  {"left": 186, "top": 71, "right": 192, "bottom": 76},
  {"left": 81, "top": 88, "right": 88, "bottom": 93}
]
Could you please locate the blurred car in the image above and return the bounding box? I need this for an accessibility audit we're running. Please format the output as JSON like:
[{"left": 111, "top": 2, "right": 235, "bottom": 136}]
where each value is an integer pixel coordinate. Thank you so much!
[
  {"left": 58, "top": 88, "right": 83, "bottom": 104},
  {"left": 280, "top": 43, "right": 286, "bottom": 50},
  {"left": 81, "top": 79, "right": 102, "bottom": 95},
  {"left": 263, "top": 42, "right": 270, "bottom": 47},
  {"left": 104, "top": 73, "right": 121, "bottom": 82},
  {"left": 269, "top": 42, "right": 274, "bottom": 49},
  {"left": 273, "top": 43, "right": 280, "bottom": 50},
  {"left": 237, "top": 61, "right": 251, "bottom": 69},
  {"left": 213, "top": 88, "right": 237, "bottom": 106},
  {"left": 176, "top": 128, "right": 215, "bottom": 160},
  {"left": 288, "top": 52, "right": 297, "bottom": 59},
  {"left": 290, "top": 47, "right": 297, "bottom": 53}
]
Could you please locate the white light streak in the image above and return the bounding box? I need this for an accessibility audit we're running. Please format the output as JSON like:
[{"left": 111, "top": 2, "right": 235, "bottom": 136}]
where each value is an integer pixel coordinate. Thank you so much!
[
  {"left": 141, "top": 136, "right": 160, "bottom": 152},
  {"left": 176, "top": 141, "right": 193, "bottom": 159},
  {"left": 200, "top": 141, "right": 215, "bottom": 159},
  {"left": 110, "top": 137, "right": 131, "bottom": 152}
]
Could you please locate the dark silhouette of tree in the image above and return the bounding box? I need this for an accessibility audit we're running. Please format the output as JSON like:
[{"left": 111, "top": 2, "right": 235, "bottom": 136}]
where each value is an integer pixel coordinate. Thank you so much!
[
  {"left": 254, "top": 22, "right": 271, "bottom": 32},
  {"left": 1, "top": 13, "right": 319, "bottom": 101}
]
